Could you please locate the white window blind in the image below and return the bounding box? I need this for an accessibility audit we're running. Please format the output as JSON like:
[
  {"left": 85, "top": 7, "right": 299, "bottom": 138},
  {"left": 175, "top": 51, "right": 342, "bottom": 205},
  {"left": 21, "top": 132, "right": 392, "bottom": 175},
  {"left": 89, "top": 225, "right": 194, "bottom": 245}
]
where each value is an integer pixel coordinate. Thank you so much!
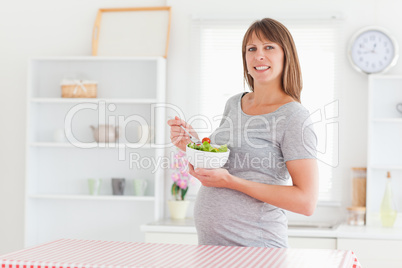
[{"left": 191, "top": 18, "right": 343, "bottom": 203}]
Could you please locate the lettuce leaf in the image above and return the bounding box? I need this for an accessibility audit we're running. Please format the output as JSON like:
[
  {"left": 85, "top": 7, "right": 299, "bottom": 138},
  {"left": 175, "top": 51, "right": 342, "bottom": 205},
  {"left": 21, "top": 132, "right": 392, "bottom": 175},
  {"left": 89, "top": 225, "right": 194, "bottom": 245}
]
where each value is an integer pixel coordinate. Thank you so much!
[{"left": 187, "top": 142, "right": 228, "bottom": 153}]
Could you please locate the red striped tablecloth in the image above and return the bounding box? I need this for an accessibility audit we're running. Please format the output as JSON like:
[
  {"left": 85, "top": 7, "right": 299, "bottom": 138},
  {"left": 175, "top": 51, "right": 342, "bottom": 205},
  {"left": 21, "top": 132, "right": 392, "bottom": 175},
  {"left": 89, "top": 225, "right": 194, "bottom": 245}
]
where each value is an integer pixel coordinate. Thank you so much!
[{"left": 0, "top": 239, "right": 361, "bottom": 268}]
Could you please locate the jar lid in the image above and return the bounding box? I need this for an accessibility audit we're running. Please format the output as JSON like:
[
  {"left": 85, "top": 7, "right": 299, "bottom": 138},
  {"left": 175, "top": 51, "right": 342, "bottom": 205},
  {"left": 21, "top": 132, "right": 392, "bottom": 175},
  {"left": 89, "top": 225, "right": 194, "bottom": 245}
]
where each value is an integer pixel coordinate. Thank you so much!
[
  {"left": 351, "top": 167, "right": 367, "bottom": 171},
  {"left": 347, "top": 206, "right": 366, "bottom": 212}
]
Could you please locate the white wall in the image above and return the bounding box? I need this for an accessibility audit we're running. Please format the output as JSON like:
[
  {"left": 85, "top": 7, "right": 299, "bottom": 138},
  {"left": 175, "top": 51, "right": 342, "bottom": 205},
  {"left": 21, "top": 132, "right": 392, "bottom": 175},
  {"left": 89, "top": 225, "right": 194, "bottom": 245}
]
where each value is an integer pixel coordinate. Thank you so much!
[{"left": 1, "top": 0, "right": 402, "bottom": 254}]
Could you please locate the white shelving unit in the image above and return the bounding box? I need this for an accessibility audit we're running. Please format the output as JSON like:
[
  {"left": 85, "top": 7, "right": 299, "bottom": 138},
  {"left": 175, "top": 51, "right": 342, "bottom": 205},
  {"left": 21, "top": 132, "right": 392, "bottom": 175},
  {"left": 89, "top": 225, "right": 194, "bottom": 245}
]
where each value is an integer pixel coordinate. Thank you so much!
[
  {"left": 25, "top": 57, "right": 167, "bottom": 247},
  {"left": 30, "top": 98, "right": 159, "bottom": 104},
  {"left": 28, "top": 194, "right": 155, "bottom": 201},
  {"left": 367, "top": 74, "right": 402, "bottom": 226}
]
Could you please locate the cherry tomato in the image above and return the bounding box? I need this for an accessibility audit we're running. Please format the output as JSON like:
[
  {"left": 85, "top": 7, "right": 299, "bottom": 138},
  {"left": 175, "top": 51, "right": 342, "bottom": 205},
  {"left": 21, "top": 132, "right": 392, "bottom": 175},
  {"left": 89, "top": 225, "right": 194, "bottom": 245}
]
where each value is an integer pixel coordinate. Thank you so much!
[{"left": 202, "top": 137, "right": 211, "bottom": 144}]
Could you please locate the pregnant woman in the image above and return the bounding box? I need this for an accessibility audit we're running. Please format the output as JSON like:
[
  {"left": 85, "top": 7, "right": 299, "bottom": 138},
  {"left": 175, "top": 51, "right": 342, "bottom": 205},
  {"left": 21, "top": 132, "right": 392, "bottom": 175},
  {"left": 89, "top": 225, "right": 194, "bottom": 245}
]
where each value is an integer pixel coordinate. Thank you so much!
[{"left": 167, "top": 18, "right": 318, "bottom": 248}]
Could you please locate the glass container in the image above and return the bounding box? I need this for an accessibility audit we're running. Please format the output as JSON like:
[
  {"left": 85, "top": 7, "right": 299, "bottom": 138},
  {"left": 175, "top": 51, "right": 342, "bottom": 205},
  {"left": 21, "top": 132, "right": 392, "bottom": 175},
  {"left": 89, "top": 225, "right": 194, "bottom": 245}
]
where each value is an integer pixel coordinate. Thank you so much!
[
  {"left": 347, "top": 206, "right": 366, "bottom": 226},
  {"left": 380, "top": 171, "right": 397, "bottom": 227},
  {"left": 351, "top": 167, "right": 367, "bottom": 207}
]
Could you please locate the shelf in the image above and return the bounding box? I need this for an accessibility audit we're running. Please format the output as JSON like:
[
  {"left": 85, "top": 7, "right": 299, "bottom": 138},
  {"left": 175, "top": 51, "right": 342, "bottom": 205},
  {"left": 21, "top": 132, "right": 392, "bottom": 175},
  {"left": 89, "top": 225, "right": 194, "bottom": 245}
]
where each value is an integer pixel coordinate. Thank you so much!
[
  {"left": 369, "top": 74, "right": 402, "bottom": 80},
  {"left": 31, "top": 56, "right": 165, "bottom": 61},
  {"left": 367, "top": 75, "right": 402, "bottom": 227},
  {"left": 30, "top": 98, "right": 159, "bottom": 104},
  {"left": 369, "top": 165, "right": 402, "bottom": 171},
  {"left": 28, "top": 194, "right": 155, "bottom": 201},
  {"left": 373, "top": 118, "right": 402, "bottom": 123},
  {"left": 29, "top": 142, "right": 156, "bottom": 149}
]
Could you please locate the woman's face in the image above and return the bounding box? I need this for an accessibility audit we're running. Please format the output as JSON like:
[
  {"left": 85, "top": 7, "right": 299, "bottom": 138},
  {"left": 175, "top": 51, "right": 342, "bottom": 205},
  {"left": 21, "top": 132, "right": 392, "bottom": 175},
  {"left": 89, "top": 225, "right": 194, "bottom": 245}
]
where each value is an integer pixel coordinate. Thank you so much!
[{"left": 245, "top": 32, "right": 284, "bottom": 88}]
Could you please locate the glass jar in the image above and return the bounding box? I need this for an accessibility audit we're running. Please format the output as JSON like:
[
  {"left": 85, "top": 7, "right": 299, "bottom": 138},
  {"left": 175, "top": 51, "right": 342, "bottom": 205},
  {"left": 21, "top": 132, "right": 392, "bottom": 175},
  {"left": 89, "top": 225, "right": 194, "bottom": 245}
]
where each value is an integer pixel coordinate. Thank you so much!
[
  {"left": 347, "top": 206, "right": 366, "bottom": 226},
  {"left": 351, "top": 167, "right": 367, "bottom": 207}
]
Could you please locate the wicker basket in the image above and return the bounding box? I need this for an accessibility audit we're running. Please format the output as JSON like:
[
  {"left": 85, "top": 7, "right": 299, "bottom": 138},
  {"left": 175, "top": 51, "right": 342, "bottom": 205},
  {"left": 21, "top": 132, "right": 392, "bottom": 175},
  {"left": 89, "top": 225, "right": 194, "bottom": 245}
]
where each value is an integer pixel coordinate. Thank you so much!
[{"left": 61, "top": 80, "right": 97, "bottom": 98}]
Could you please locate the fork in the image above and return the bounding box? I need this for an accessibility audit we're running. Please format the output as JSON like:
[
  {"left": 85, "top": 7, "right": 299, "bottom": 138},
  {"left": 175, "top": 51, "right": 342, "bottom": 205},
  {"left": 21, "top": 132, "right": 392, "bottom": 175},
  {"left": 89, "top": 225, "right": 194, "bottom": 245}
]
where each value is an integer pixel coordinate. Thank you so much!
[{"left": 179, "top": 125, "right": 202, "bottom": 145}]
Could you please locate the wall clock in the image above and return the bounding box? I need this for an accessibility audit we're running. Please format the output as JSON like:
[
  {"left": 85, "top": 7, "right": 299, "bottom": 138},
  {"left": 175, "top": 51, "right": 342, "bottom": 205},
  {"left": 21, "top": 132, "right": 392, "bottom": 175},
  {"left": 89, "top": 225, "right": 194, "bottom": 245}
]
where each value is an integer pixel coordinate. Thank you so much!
[{"left": 348, "top": 26, "right": 399, "bottom": 74}]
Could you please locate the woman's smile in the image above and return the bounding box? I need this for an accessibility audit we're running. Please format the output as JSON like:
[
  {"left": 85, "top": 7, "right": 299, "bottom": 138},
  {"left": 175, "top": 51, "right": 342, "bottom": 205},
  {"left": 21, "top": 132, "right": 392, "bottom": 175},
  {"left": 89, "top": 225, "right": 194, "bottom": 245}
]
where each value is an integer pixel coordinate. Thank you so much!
[{"left": 254, "top": 65, "right": 271, "bottom": 71}]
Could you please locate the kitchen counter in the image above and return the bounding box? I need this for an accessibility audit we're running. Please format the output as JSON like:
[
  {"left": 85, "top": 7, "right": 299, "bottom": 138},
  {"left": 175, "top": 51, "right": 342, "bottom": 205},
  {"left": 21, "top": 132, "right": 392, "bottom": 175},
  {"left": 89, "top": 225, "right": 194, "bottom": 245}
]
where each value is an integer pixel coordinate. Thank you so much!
[
  {"left": 141, "top": 218, "right": 402, "bottom": 240},
  {"left": 141, "top": 218, "right": 197, "bottom": 233},
  {"left": 337, "top": 224, "right": 402, "bottom": 240},
  {"left": 0, "top": 238, "right": 361, "bottom": 268},
  {"left": 141, "top": 219, "right": 402, "bottom": 267}
]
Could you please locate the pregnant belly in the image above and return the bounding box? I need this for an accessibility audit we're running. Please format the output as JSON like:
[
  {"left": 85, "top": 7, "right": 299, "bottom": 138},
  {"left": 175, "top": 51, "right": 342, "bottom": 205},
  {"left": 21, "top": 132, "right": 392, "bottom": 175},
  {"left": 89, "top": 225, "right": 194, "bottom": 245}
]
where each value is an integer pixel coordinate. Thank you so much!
[
  {"left": 193, "top": 186, "right": 287, "bottom": 247},
  {"left": 194, "top": 186, "right": 263, "bottom": 229}
]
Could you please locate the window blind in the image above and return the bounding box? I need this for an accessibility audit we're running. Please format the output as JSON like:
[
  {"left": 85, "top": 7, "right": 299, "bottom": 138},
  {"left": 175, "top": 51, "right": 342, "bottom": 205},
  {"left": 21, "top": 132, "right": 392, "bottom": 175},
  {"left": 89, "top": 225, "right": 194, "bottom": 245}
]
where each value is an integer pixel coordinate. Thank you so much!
[{"left": 190, "top": 18, "right": 343, "bottom": 203}]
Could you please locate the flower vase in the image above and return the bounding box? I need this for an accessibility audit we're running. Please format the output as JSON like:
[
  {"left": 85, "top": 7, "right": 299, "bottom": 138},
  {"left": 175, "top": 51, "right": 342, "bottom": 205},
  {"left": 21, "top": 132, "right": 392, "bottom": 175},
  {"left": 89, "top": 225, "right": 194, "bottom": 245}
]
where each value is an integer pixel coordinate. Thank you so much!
[{"left": 168, "top": 200, "right": 190, "bottom": 219}]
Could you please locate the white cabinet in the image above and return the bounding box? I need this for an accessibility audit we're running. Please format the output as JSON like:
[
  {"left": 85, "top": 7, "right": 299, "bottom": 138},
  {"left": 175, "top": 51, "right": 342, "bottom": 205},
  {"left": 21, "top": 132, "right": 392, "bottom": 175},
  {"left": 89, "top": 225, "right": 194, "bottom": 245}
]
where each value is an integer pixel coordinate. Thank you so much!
[
  {"left": 367, "top": 75, "right": 402, "bottom": 226},
  {"left": 145, "top": 233, "right": 199, "bottom": 245},
  {"left": 142, "top": 232, "right": 338, "bottom": 248},
  {"left": 338, "top": 238, "right": 402, "bottom": 268},
  {"left": 142, "top": 233, "right": 337, "bottom": 249},
  {"left": 141, "top": 218, "right": 198, "bottom": 245},
  {"left": 25, "top": 57, "right": 167, "bottom": 247},
  {"left": 288, "top": 237, "right": 336, "bottom": 249}
]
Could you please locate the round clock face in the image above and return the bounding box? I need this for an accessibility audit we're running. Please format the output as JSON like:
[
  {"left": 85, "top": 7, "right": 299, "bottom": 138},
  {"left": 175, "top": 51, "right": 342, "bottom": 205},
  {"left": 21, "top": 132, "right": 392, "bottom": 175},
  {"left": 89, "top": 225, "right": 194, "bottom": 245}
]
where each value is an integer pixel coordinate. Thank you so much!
[{"left": 350, "top": 28, "right": 398, "bottom": 74}]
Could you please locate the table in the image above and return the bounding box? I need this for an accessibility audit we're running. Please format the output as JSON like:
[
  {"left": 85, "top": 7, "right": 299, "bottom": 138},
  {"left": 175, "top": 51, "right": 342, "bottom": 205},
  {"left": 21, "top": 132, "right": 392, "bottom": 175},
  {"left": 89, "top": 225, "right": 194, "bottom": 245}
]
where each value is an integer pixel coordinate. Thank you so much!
[{"left": 0, "top": 239, "right": 361, "bottom": 268}]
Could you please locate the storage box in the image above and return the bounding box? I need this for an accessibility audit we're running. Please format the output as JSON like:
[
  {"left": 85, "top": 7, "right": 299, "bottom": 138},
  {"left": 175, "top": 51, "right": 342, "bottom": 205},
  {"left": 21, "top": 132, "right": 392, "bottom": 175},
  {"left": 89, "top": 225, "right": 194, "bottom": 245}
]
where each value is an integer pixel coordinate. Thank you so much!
[{"left": 61, "top": 79, "right": 97, "bottom": 98}]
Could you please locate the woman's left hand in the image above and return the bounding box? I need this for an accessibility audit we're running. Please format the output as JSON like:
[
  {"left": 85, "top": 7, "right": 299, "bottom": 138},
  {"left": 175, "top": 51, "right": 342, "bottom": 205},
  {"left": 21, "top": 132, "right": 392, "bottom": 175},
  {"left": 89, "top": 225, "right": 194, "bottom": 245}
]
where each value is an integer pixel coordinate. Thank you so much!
[{"left": 188, "top": 164, "right": 231, "bottom": 188}]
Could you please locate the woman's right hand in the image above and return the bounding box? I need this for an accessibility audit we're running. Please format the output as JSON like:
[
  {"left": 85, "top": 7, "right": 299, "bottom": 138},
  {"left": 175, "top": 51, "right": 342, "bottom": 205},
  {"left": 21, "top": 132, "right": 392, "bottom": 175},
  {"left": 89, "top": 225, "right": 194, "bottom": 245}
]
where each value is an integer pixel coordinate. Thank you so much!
[{"left": 167, "top": 116, "right": 199, "bottom": 152}]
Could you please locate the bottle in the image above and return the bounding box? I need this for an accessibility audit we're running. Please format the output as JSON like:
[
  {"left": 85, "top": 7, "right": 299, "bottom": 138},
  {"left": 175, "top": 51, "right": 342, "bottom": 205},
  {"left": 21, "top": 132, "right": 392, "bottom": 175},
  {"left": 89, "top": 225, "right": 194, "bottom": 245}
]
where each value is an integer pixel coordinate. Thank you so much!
[{"left": 380, "top": 171, "right": 397, "bottom": 227}]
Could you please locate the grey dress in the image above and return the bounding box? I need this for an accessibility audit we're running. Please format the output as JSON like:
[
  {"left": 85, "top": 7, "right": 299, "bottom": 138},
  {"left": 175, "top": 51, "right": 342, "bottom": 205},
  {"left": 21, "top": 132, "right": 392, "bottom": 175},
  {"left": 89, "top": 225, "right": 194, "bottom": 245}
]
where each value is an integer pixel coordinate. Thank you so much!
[{"left": 194, "top": 92, "right": 317, "bottom": 248}]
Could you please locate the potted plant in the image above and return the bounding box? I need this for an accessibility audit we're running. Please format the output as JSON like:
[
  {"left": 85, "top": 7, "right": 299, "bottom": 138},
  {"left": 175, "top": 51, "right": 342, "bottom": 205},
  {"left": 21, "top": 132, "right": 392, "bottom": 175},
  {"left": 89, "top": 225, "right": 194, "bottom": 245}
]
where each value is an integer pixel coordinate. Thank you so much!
[{"left": 168, "top": 149, "right": 193, "bottom": 219}]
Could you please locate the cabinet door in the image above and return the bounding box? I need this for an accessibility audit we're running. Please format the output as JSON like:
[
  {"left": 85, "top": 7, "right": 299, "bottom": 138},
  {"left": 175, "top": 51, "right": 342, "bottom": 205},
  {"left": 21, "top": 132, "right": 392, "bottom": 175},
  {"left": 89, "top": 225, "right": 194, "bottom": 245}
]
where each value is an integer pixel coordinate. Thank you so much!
[
  {"left": 288, "top": 237, "right": 337, "bottom": 249},
  {"left": 145, "top": 232, "right": 198, "bottom": 245},
  {"left": 338, "top": 238, "right": 402, "bottom": 268}
]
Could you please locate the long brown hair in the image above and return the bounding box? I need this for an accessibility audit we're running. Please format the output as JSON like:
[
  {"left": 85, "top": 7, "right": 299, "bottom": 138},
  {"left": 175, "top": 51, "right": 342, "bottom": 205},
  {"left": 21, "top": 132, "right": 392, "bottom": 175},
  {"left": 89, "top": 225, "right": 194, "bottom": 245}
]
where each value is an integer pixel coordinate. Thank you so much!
[{"left": 242, "top": 18, "right": 303, "bottom": 103}]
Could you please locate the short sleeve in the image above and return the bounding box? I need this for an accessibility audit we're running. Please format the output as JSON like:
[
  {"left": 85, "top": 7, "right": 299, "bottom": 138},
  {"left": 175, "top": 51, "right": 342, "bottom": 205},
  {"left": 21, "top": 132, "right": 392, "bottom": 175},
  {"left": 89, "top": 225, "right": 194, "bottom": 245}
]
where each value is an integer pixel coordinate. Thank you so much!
[
  {"left": 217, "top": 101, "right": 229, "bottom": 127},
  {"left": 281, "top": 110, "right": 317, "bottom": 162},
  {"left": 217, "top": 93, "right": 239, "bottom": 127}
]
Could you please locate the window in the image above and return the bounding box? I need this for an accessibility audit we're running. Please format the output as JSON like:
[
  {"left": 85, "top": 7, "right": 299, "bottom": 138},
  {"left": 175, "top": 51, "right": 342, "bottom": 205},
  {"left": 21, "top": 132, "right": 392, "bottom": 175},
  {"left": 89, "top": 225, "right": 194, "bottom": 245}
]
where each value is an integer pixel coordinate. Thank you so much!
[{"left": 191, "top": 18, "right": 343, "bottom": 203}]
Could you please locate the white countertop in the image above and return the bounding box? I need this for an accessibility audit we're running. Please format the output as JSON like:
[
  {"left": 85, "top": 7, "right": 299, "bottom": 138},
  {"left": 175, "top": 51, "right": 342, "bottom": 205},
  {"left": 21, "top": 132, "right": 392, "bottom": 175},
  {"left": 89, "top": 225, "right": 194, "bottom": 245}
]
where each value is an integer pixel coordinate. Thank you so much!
[
  {"left": 141, "top": 218, "right": 402, "bottom": 240},
  {"left": 337, "top": 224, "right": 402, "bottom": 240},
  {"left": 141, "top": 218, "right": 197, "bottom": 233}
]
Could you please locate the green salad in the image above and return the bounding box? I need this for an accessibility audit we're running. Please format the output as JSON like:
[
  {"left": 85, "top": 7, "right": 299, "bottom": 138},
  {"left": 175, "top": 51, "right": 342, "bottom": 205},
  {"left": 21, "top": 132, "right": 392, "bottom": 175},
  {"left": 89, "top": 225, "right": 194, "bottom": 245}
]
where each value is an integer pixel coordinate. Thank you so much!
[{"left": 187, "top": 141, "right": 228, "bottom": 152}]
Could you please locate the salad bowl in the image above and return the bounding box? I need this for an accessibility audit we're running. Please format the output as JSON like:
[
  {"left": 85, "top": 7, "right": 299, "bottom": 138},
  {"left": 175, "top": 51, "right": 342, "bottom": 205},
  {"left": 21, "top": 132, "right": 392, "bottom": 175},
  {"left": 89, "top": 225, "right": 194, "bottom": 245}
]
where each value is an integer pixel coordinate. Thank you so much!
[{"left": 186, "top": 142, "right": 230, "bottom": 169}]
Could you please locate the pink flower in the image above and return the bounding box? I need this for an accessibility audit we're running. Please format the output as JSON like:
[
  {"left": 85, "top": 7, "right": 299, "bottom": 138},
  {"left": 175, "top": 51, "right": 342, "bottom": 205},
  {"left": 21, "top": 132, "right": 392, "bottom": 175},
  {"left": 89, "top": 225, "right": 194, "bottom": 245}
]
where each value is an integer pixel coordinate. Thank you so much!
[
  {"left": 171, "top": 173, "right": 180, "bottom": 182},
  {"left": 171, "top": 149, "right": 190, "bottom": 200},
  {"left": 180, "top": 158, "right": 188, "bottom": 166},
  {"left": 178, "top": 160, "right": 185, "bottom": 168},
  {"left": 177, "top": 179, "right": 188, "bottom": 189},
  {"left": 180, "top": 169, "right": 189, "bottom": 177}
]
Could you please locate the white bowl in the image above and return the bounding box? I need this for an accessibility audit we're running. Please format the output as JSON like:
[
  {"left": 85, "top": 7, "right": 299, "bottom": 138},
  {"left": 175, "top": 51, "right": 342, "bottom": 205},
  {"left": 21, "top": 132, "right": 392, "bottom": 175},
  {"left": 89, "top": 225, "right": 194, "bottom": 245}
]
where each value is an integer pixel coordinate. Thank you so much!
[{"left": 186, "top": 144, "right": 230, "bottom": 169}]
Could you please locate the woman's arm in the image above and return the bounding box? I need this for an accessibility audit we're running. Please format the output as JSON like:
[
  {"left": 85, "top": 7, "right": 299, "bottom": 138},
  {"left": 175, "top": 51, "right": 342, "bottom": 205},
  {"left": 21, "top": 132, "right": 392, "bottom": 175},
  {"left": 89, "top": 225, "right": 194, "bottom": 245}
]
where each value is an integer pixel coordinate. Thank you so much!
[{"left": 189, "top": 158, "right": 319, "bottom": 216}]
